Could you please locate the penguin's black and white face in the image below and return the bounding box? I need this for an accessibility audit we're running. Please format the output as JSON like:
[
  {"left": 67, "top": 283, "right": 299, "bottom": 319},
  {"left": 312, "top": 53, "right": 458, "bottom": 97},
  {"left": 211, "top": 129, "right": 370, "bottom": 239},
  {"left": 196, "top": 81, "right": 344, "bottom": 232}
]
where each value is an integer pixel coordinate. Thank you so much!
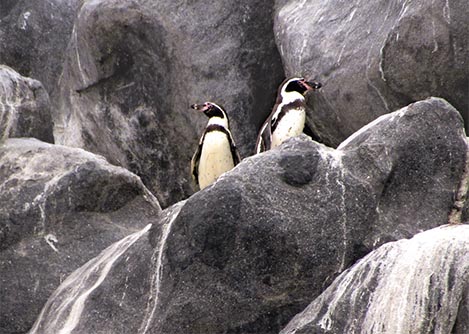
[
  {"left": 191, "top": 102, "right": 227, "bottom": 119},
  {"left": 283, "top": 77, "right": 322, "bottom": 96}
]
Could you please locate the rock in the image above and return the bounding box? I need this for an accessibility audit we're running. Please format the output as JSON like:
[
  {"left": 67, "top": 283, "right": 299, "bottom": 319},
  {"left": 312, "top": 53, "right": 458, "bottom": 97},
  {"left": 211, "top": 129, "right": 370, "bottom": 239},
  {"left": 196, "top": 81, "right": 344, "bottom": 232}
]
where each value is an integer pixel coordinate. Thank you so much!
[
  {"left": 0, "top": 65, "right": 53, "bottom": 143},
  {"left": 29, "top": 202, "right": 184, "bottom": 334},
  {"left": 0, "top": 0, "right": 80, "bottom": 94},
  {"left": 0, "top": 138, "right": 160, "bottom": 334},
  {"left": 55, "top": 0, "right": 284, "bottom": 207},
  {"left": 27, "top": 98, "right": 468, "bottom": 333},
  {"left": 281, "top": 224, "right": 469, "bottom": 334},
  {"left": 339, "top": 97, "right": 468, "bottom": 244},
  {"left": 274, "top": 0, "right": 469, "bottom": 146}
]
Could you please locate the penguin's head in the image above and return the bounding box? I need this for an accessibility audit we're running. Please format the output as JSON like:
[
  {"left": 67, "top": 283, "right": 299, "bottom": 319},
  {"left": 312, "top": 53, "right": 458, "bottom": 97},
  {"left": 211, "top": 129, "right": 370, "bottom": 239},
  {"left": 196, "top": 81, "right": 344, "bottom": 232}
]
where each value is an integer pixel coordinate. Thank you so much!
[
  {"left": 191, "top": 102, "right": 230, "bottom": 128},
  {"left": 282, "top": 77, "right": 322, "bottom": 96},
  {"left": 191, "top": 102, "right": 227, "bottom": 119}
]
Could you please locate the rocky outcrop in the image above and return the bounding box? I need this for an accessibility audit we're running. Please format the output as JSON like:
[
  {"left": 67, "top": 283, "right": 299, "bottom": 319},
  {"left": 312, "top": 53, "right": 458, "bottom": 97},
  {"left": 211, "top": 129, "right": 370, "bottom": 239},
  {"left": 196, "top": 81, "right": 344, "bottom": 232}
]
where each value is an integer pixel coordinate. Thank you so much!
[
  {"left": 275, "top": 0, "right": 469, "bottom": 146},
  {"left": 0, "top": 0, "right": 80, "bottom": 93},
  {"left": 28, "top": 98, "right": 468, "bottom": 334},
  {"left": 281, "top": 224, "right": 469, "bottom": 334},
  {"left": 0, "top": 138, "right": 160, "bottom": 334},
  {"left": 54, "top": 0, "right": 284, "bottom": 208},
  {"left": 0, "top": 65, "right": 53, "bottom": 143}
]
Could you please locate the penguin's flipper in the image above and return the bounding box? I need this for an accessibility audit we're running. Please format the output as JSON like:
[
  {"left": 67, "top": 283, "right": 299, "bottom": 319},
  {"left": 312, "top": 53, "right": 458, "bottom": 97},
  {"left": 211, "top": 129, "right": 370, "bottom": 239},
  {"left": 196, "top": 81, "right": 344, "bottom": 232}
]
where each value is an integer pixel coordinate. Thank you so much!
[
  {"left": 191, "top": 132, "right": 206, "bottom": 188},
  {"left": 226, "top": 129, "right": 242, "bottom": 165},
  {"left": 255, "top": 120, "right": 271, "bottom": 154}
]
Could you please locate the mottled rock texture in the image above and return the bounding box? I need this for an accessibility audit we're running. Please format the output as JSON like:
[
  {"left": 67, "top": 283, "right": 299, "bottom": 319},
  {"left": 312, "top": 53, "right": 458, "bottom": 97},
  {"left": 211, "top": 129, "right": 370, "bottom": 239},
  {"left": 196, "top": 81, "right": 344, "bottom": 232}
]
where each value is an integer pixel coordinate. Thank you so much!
[
  {"left": 0, "top": 0, "right": 80, "bottom": 93},
  {"left": 55, "top": 0, "right": 284, "bottom": 207},
  {"left": 0, "top": 65, "right": 53, "bottom": 143},
  {"left": 0, "top": 138, "right": 160, "bottom": 334},
  {"left": 27, "top": 98, "right": 468, "bottom": 334},
  {"left": 275, "top": 0, "right": 469, "bottom": 146},
  {"left": 281, "top": 225, "right": 469, "bottom": 334}
]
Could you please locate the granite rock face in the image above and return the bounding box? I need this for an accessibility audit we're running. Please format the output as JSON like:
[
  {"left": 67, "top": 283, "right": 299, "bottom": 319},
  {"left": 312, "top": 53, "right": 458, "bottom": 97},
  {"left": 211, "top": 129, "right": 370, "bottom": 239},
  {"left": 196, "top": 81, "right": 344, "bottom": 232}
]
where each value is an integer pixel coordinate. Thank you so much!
[
  {"left": 281, "top": 225, "right": 469, "bottom": 334},
  {"left": 0, "top": 65, "right": 53, "bottom": 143},
  {"left": 0, "top": 0, "right": 80, "bottom": 93},
  {"left": 0, "top": 138, "right": 160, "bottom": 334},
  {"left": 275, "top": 0, "right": 469, "bottom": 146},
  {"left": 55, "top": 0, "right": 284, "bottom": 208},
  {"left": 28, "top": 98, "right": 468, "bottom": 334}
]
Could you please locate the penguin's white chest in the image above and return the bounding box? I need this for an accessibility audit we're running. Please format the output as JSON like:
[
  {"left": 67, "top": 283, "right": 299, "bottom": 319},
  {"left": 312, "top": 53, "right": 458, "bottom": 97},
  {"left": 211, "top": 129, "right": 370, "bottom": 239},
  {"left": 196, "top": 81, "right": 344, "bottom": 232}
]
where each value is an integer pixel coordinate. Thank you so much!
[
  {"left": 198, "top": 131, "right": 234, "bottom": 190},
  {"left": 271, "top": 108, "right": 306, "bottom": 148}
]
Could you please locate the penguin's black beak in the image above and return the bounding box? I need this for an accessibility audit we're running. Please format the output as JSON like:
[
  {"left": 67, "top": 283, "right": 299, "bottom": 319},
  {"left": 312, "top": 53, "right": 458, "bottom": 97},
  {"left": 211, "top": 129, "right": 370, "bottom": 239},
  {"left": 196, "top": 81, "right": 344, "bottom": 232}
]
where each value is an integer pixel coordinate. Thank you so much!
[
  {"left": 305, "top": 81, "right": 322, "bottom": 91},
  {"left": 191, "top": 103, "right": 211, "bottom": 112}
]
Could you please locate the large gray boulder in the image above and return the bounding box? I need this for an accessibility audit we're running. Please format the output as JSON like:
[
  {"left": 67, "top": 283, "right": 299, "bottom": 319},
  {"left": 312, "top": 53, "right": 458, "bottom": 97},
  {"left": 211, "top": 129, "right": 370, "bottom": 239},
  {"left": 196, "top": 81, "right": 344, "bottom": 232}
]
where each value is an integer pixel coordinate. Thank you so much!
[
  {"left": 0, "top": 0, "right": 80, "bottom": 94},
  {"left": 0, "top": 138, "right": 160, "bottom": 334},
  {"left": 281, "top": 224, "right": 469, "bottom": 334},
  {"left": 28, "top": 98, "right": 468, "bottom": 334},
  {"left": 0, "top": 65, "right": 53, "bottom": 143},
  {"left": 55, "top": 0, "right": 284, "bottom": 208},
  {"left": 275, "top": 0, "right": 469, "bottom": 146}
]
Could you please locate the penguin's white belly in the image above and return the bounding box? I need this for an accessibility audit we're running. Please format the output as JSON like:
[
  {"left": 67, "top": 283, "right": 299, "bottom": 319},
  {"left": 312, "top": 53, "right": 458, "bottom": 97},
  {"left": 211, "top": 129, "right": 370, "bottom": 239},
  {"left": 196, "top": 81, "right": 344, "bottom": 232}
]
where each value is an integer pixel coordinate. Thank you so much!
[
  {"left": 271, "top": 108, "right": 306, "bottom": 148},
  {"left": 198, "top": 131, "right": 234, "bottom": 190}
]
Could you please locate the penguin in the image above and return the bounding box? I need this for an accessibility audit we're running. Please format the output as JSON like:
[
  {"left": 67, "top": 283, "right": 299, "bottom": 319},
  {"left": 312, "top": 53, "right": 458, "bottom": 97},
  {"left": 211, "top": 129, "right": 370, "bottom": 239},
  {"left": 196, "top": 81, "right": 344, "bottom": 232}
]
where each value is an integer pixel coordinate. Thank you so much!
[
  {"left": 255, "top": 77, "right": 322, "bottom": 154},
  {"left": 190, "top": 102, "right": 241, "bottom": 190}
]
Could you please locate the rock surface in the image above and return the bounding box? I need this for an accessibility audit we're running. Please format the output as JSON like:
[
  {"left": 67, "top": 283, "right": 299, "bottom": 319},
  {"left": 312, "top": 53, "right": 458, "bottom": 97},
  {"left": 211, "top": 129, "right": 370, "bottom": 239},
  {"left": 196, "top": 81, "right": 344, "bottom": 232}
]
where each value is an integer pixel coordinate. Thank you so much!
[
  {"left": 281, "top": 224, "right": 469, "bottom": 334},
  {"left": 0, "top": 0, "right": 80, "bottom": 94},
  {"left": 54, "top": 0, "right": 284, "bottom": 208},
  {"left": 27, "top": 98, "right": 468, "bottom": 334},
  {"left": 29, "top": 202, "right": 184, "bottom": 334},
  {"left": 0, "top": 65, "right": 53, "bottom": 143},
  {"left": 275, "top": 0, "right": 469, "bottom": 146},
  {"left": 0, "top": 138, "right": 160, "bottom": 334}
]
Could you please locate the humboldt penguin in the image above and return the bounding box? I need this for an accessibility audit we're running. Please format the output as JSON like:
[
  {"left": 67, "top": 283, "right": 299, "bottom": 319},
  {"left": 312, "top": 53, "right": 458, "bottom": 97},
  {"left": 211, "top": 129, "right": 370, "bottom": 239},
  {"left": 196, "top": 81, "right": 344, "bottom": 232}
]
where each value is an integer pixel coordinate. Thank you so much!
[
  {"left": 190, "top": 102, "right": 241, "bottom": 190},
  {"left": 255, "top": 77, "right": 321, "bottom": 154}
]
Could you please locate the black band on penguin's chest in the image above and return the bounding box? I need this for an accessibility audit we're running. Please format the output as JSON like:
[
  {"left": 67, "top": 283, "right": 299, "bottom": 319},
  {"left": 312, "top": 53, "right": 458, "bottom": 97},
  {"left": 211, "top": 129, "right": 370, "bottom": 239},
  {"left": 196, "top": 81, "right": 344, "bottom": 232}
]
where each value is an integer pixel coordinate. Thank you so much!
[
  {"left": 271, "top": 100, "right": 304, "bottom": 133},
  {"left": 205, "top": 124, "right": 230, "bottom": 136}
]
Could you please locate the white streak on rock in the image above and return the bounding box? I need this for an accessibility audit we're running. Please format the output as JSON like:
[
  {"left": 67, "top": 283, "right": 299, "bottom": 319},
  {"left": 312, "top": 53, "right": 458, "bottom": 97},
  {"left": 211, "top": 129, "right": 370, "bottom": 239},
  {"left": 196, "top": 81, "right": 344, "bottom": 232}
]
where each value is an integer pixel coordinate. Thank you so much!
[
  {"left": 44, "top": 234, "right": 59, "bottom": 253},
  {"left": 364, "top": 41, "right": 389, "bottom": 112},
  {"left": 284, "top": 225, "right": 469, "bottom": 334},
  {"left": 138, "top": 202, "right": 185, "bottom": 334},
  {"left": 378, "top": 44, "right": 387, "bottom": 82},
  {"left": 31, "top": 174, "right": 63, "bottom": 231},
  {"left": 0, "top": 70, "right": 22, "bottom": 140},
  {"left": 398, "top": 0, "right": 410, "bottom": 22},
  {"left": 299, "top": 39, "right": 308, "bottom": 65},
  {"left": 21, "top": 11, "right": 31, "bottom": 30},
  {"left": 431, "top": 0, "right": 439, "bottom": 53},
  {"left": 119, "top": 275, "right": 130, "bottom": 307},
  {"left": 323, "top": 148, "right": 348, "bottom": 271},
  {"left": 443, "top": 0, "right": 451, "bottom": 23},
  {"left": 361, "top": 225, "right": 469, "bottom": 333},
  {"left": 29, "top": 224, "right": 152, "bottom": 334},
  {"left": 348, "top": 7, "right": 357, "bottom": 22},
  {"left": 72, "top": 27, "right": 87, "bottom": 85},
  {"left": 448, "top": 139, "right": 469, "bottom": 224}
]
